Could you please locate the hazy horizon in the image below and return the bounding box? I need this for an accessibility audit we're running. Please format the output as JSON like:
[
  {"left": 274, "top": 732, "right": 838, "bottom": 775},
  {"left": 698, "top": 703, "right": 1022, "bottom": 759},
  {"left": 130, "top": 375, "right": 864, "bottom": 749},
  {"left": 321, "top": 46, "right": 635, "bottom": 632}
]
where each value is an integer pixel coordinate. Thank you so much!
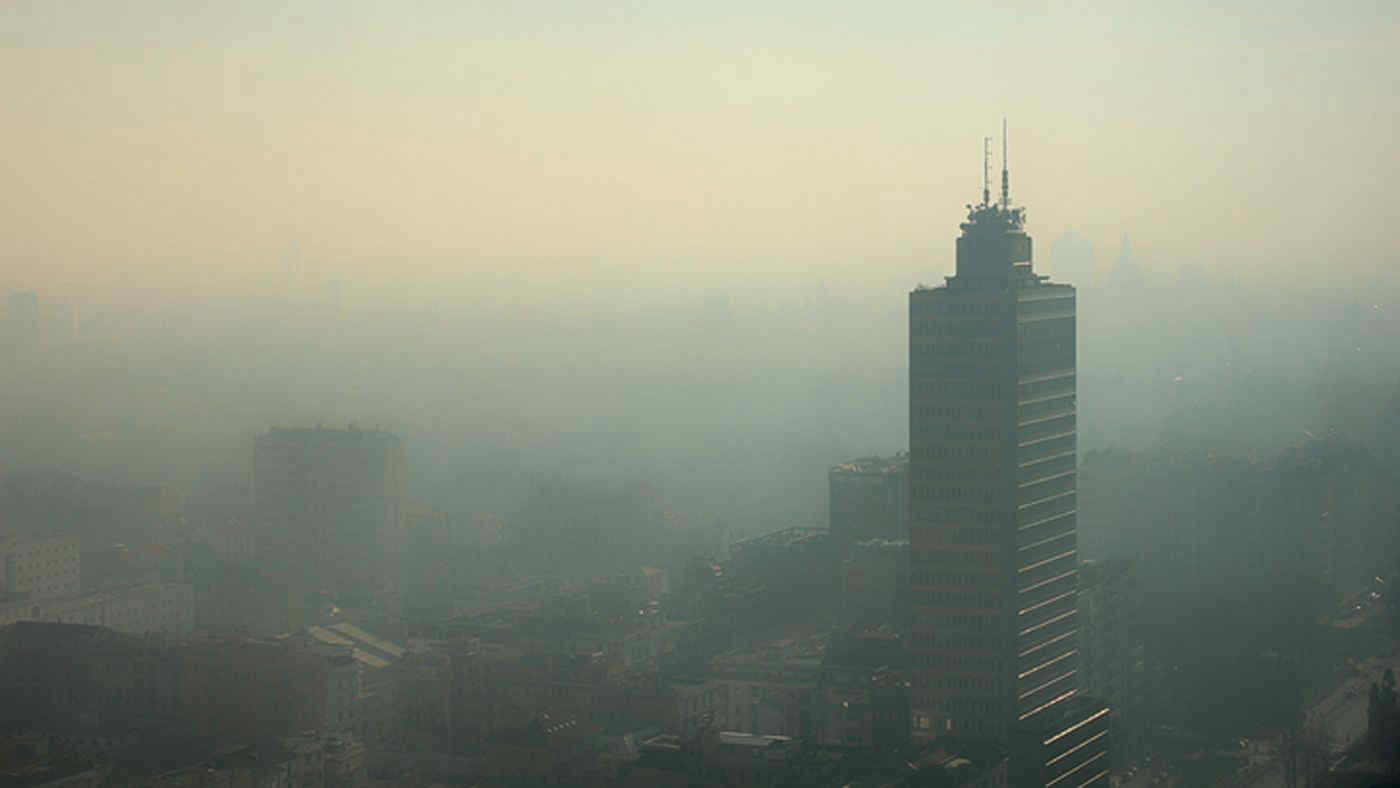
[{"left": 5, "top": 0, "right": 1398, "bottom": 303}]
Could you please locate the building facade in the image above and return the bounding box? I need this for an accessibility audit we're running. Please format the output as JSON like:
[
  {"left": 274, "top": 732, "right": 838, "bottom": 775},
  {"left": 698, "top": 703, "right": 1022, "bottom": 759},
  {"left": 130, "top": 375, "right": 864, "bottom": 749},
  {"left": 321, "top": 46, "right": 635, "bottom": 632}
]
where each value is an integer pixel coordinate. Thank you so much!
[
  {"left": 1077, "top": 559, "right": 1143, "bottom": 769},
  {"left": 829, "top": 453, "right": 910, "bottom": 551},
  {"left": 908, "top": 164, "right": 1078, "bottom": 741},
  {"left": 818, "top": 629, "right": 910, "bottom": 751},
  {"left": 0, "top": 535, "right": 80, "bottom": 601},
  {"left": 1009, "top": 695, "right": 1110, "bottom": 787},
  {"left": 838, "top": 538, "right": 909, "bottom": 629},
  {"left": 0, "top": 531, "right": 193, "bottom": 639},
  {"left": 253, "top": 426, "right": 402, "bottom": 599}
]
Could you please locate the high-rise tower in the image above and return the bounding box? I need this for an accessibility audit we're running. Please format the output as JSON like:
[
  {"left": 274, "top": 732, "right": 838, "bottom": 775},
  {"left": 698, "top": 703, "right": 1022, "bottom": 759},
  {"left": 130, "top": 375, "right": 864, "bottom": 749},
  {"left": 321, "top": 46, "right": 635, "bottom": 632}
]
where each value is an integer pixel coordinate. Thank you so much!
[{"left": 908, "top": 132, "right": 1079, "bottom": 742}]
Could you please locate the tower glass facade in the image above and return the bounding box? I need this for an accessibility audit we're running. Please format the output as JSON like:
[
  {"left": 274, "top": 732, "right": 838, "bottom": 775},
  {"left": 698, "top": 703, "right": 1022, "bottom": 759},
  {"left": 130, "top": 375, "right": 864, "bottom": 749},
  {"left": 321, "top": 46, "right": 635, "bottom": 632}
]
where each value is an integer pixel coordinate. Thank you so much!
[{"left": 908, "top": 196, "right": 1077, "bottom": 740}]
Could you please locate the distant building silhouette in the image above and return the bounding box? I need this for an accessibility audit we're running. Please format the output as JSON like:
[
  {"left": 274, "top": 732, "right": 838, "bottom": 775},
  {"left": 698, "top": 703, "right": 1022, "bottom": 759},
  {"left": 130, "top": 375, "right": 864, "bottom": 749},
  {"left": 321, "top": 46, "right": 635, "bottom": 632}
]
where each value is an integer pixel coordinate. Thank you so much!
[
  {"left": 908, "top": 142, "right": 1091, "bottom": 779},
  {"left": 253, "top": 426, "right": 402, "bottom": 602},
  {"left": 6, "top": 291, "right": 39, "bottom": 342},
  {"left": 1103, "top": 234, "right": 1142, "bottom": 291}
]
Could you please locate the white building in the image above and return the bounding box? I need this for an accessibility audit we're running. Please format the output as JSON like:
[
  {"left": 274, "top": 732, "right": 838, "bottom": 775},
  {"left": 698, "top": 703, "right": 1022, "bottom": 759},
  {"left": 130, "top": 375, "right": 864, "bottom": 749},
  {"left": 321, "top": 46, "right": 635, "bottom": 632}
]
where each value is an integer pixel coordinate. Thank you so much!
[
  {"left": 0, "top": 581, "right": 195, "bottom": 638},
  {"left": 0, "top": 535, "right": 81, "bottom": 600}
]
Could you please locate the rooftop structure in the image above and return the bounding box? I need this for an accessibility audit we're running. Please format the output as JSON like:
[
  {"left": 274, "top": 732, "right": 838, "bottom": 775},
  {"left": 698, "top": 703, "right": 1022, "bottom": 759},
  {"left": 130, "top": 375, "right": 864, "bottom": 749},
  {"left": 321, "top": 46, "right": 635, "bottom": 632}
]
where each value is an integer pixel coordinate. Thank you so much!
[
  {"left": 831, "top": 453, "right": 909, "bottom": 478},
  {"left": 830, "top": 453, "right": 910, "bottom": 551},
  {"left": 730, "top": 526, "right": 828, "bottom": 551}
]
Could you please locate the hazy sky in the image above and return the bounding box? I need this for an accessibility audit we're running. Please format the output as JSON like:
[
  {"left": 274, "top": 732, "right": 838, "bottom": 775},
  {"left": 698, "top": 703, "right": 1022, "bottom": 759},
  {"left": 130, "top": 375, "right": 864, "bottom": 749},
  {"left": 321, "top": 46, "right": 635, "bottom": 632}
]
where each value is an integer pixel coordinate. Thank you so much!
[{"left": 4, "top": 0, "right": 1397, "bottom": 299}]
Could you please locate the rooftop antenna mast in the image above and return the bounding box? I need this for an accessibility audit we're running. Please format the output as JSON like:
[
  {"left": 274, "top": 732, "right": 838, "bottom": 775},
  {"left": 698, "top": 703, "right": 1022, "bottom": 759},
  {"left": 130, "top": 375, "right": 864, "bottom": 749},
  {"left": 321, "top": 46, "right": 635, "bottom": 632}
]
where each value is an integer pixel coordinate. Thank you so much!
[
  {"left": 982, "top": 136, "right": 992, "bottom": 206},
  {"left": 1000, "top": 117, "right": 1010, "bottom": 209}
]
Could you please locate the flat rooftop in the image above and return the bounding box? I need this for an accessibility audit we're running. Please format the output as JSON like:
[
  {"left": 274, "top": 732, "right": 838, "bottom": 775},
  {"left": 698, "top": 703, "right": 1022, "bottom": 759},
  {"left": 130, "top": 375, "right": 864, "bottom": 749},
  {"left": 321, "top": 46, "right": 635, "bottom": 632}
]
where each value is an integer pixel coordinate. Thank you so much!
[
  {"left": 830, "top": 452, "right": 908, "bottom": 477},
  {"left": 730, "top": 526, "right": 828, "bottom": 550}
]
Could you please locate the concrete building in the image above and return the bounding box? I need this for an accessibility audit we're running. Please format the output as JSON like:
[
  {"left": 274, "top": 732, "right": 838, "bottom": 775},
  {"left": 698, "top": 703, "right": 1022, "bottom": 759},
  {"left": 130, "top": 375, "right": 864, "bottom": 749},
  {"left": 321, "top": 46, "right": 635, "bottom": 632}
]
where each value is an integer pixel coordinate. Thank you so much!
[
  {"left": 818, "top": 628, "right": 910, "bottom": 751},
  {"left": 307, "top": 621, "right": 406, "bottom": 745},
  {"left": 838, "top": 538, "right": 909, "bottom": 629},
  {"left": 0, "top": 535, "right": 80, "bottom": 601},
  {"left": 1077, "top": 559, "right": 1143, "bottom": 769},
  {"left": 829, "top": 453, "right": 910, "bottom": 551},
  {"left": 725, "top": 526, "right": 837, "bottom": 629},
  {"left": 625, "top": 730, "right": 804, "bottom": 788},
  {"left": 0, "top": 622, "right": 181, "bottom": 730},
  {"left": 322, "top": 733, "right": 367, "bottom": 788},
  {"left": 253, "top": 426, "right": 402, "bottom": 599},
  {"left": 703, "top": 635, "right": 827, "bottom": 739},
  {"left": 175, "top": 634, "right": 337, "bottom": 742},
  {"left": 908, "top": 145, "right": 1080, "bottom": 742}
]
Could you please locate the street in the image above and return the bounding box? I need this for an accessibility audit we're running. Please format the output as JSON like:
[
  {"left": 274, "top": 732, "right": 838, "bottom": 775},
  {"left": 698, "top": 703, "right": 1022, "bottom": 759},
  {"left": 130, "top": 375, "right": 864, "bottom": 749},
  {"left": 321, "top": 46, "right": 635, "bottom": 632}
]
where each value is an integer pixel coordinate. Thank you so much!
[
  {"left": 1115, "top": 655, "right": 1396, "bottom": 788},
  {"left": 1236, "top": 656, "right": 1394, "bottom": 787}
]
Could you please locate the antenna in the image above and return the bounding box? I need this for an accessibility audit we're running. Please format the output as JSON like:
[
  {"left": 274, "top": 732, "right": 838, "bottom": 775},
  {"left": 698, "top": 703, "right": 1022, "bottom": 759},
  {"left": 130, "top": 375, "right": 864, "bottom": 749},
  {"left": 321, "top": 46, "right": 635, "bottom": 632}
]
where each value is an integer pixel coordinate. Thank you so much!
[
  {"left": 983, "top": 137, "right": 992, "bottom": 207},
  {"left": 1000, "top": 117, "right": 1010, "bottom": 209}
]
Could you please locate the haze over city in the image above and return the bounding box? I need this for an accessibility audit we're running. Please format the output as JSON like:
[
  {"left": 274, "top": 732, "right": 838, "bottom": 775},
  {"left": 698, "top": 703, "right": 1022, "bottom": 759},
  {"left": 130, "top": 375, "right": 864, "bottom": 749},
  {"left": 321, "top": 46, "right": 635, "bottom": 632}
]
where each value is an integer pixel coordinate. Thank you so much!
[{"left": 2, "top": 1, "right": 1400, "bottom": 786}]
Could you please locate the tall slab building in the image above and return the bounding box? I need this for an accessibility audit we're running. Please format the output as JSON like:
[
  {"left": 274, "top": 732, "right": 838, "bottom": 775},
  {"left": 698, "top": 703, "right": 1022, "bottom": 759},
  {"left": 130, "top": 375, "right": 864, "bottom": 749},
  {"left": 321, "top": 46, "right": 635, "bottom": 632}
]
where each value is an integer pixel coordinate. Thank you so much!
[
  {"left": 908, "top": 145, "right": 1078, "bottom": 743},
  {"left": 254, "top": 426, "right": 403, "bottom": 600}
]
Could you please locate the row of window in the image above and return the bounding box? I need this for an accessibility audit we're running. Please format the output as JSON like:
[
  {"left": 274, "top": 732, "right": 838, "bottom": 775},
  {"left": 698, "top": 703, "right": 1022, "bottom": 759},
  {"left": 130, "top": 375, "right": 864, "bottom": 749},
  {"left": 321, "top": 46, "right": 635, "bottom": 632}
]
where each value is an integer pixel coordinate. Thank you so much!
[
  {"left": 927, "top": 614, "right": 1000, "bottom": 630},
  {"left": 913, "top": 445, "right": 1001, "bottom": 462},
  {"left": 912, "top": 549, "right": 1000, "bottom": 568},
  {"left": 936, "top": 301, "right": 1007, "bottom": 315},
  {"left": 1021, "top": 411, "right": 1075, "bottom": 438},
  {"left": 923, "top": 698, "right": 1003, "bottom": 716},
  {"left": 1020, "top": 356, "right": 1076, "bottom": 378},
  {"left": 923, "top": 505, "right": 1005, "bottom": 523},
  {"left": 913, "top": 653, "right": 1003, "bottom": 670},
  {"left": 1018, "top": 671, "right": 1078, "bottom": 708},
  {"left": 1017, "top": 297, "right": 1074, "bottom": 316},
  {"left": 1016, "top": 593, "right": 1077, "bottom": 627},
  {"left": 1020, "top": 474, "right": 1076, "bottom": 505},
  {"left": 1020, "top": 341, "right": 1076, "bottom": 364},
  {"left": 1018, "top": 452, "right": 1076, "bottom": 483},
  {"left": 1018, "top": 436, "right": 1077, "bottom": 469},
  {"left": 920, "top": 340, "right": 1005, "bottom": 357},
  {"left": 910, "top": 320, "right": 1003, "bottom": 338},
  {"left": 914, "top": 590, "right": 1002, "bottom": 608},
  {"left": 942, "top": 427, "right": 1001, "bottom": 441},
  {"left": 1018, "top": 494, "right": 1076, "bottom": 529},
  {"left": 1017, "top": 554, "right": 1077, "bottom": 591},
  {"left": 913, "top": 464, "right": 1002, "bottom": 481},
  {"left": 1018, "top": 649, "right": 1079, "bottom": 684},
  {"left": 932, "top": 676, "right": 1002, "bottom": 692},
  {"left": 912, "top": 381, "right": 1004, "bottom": 399},
  {"left": 1018, "top": 619, "right": 1079, "bottom": 657},
  {"left": 1018, "top": 316, "right": 1075, "bottom": 342},
  {"left": 1018, "top": 396, "right": 1075, "bottom": 423},
  {"left": 916, "top": 525, "right": 1003, "bottom": 544},
  {"left": 1018, "top": 529, "right": 1077, "bottom": 567},
  {"left": 923, "top": 360, "right": 983, "bottom": 376},
  {"left": 914, "top": 632, "right": 997, "bottom": 650},
  {"left": 914, "top": 405, "right": 1003, "bottom": 424},
  {"left": 1018, "top": 373, "right": 1075, "bottom": 399},
  {"left": 913, "top": 485, "right": 1001, "bottom": 502},
  {"left": 911, "top": 570, "right": 994, "bottom": 587}
]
